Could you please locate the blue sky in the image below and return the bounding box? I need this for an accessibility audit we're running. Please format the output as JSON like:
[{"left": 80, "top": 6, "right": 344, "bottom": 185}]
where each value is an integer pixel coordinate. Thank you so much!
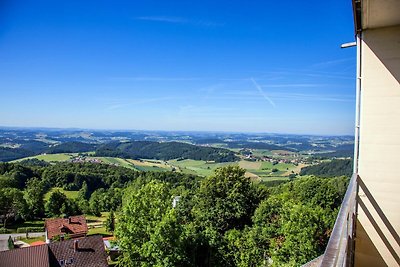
[{"left": 0, "top": 0, "right": 356, "bottom": 135}]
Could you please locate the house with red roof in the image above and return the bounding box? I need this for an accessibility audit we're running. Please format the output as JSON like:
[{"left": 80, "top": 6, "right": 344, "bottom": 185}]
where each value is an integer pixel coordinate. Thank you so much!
[
  {"left": 45, "top": 215, "right": 88, "bottom": 243},
  {"left": 0, "top": 235, "right": 108, "bottom": 267}
]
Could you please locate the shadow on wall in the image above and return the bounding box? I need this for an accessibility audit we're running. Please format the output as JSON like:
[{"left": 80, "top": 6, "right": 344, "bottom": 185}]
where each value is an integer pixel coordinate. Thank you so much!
[{"left": 363, "top": 25, "right": 400, "bottom": 85}]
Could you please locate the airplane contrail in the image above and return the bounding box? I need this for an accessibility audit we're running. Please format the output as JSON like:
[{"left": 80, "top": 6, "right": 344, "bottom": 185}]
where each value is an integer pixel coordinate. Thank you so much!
[{"left": 250, "top": 78, "right": 276, "bottom": 107}]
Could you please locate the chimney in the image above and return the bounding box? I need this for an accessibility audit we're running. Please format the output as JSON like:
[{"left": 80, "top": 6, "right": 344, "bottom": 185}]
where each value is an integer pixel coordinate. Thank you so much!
[
  {"left": 74, "top": 240, "right": 79, "bottom": 252},
  {"left": 68, "top": 217, "right": 71, "bottom": 224}
]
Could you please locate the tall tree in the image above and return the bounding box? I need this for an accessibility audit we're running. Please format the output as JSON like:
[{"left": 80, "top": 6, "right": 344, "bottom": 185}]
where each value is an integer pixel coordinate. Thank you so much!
[
  {"left": 189, "top": 166, "right": 259, "bottom": 266},
  {"left": 105, "top": 210, "right": 115, "bottom": 233},
  {"left": 116, "top": 180, "right": 188, "bottom": 267},
  {"left": 0, "top": 188, "right": 27, "bottom": 227},
  {"left": 24, "top": 178, "right": 45, "bottom": 219},
  {"left": 45, "top": 190, "right": 68, "bottom": 217}
]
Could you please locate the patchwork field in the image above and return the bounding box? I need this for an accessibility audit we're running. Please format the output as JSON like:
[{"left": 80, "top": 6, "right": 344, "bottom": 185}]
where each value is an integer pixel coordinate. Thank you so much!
[
  {"left": 13, "top": 153, "right": 77, "bottom": 162},
  {"left": 13, "top": 152, "right": 304, "bottom": 181},
  {"left": 167, "top": 159, "right": 236, "bottom": 177}
]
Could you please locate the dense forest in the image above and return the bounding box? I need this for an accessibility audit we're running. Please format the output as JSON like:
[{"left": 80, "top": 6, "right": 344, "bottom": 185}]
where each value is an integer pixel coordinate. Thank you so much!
[
  {"left": 0, "top": 141, "right": 97, "bottom": 162},
  {"left": 300, "top": 159, "right": 353, "bottom": 177},
  {"left": 95, "top": 141, "right": 239, "bottom": 162},
  {"left": 45, "top": 141, "right": 97, "bottom": 154},
  {"left": 0, "top": 160, "right": 348, "bottom": 266},
  {"left": 0, "top": 147, "right": 35, "bottom": 162}
]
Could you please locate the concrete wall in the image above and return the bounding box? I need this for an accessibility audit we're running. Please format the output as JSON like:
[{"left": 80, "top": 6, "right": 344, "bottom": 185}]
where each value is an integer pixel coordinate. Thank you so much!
[{"left": 355, "top": 25, "right": 400, "bottom": 267}]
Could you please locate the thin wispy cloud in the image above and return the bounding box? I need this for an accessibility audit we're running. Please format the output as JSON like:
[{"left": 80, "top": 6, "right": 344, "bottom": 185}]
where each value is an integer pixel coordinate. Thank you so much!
[
  {"left": 105, "top": 96, "right": 184, "bottom": 111},
  {"left": 108, "top": 76, "right": 201, "bottom": 82},
  {"left": 135, "top": 16, "right": 224, "bottom": 27},
  {"left": 261, "top": 83, "right": 327, "bottom": 88},
  {"left": 205, "top": 90, "right": 353, "bottom": 103},
  {"left": 250, "top": 78, "right": 276, "bottom": 107},
  {"left": 311, "top": 58, "right": 354, "bottom": 69}
]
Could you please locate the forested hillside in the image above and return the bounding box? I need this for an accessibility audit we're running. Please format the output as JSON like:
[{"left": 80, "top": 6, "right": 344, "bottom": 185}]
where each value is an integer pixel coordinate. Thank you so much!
[
  {"left": 300, "top": 159, "right": 353, "bottom": 177},
  {"left": 0, "top": 141, "right": 97, "bottom": 162},
  {"left": 46, "top": 141, "right": 97, "bottom": 154},
  {"left": 95, "top": 141, "right": 239, "bottom": 162},
  {"left": 0, "top": 147, "right": 35, "bottom": 162},
  {"left": 0, "top": 161, "right": 347, "bottom": 266}
]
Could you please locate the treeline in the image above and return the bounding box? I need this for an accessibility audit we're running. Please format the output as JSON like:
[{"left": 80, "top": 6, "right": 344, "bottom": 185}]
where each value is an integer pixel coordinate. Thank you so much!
[
  {"left": 95, "top": 141, "right": 239, "bottom": 162},
  {"left": 46, "top": 141, "right": 97, "bottom": 154},
  {"left": 0, "top": 160, "right": 349, "bottom": 266},
  {"left": 116, "top": 166, "right": 348, "bottom": 266},
  {"left": 0, "top": 141, "right": 97, "bottom": 162},
  {"left": 300, "top": 159, "right": 353, "bottom": 177},
  {"left": 0, "top": 162, "right": 200, "bottom": 224},
  {"left": 0, "top": 147, "right": 35, "bottom": 162}
]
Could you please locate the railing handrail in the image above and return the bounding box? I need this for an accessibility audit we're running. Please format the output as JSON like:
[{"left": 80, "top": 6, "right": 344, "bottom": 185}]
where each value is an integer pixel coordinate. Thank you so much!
[{"left": 319, "top": 173, "right": 358, "bottom": 267}]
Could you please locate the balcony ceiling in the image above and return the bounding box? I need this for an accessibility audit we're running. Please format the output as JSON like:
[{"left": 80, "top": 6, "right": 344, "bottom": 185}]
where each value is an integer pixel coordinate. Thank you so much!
[{"left": 362, "top": 0, "right": 400, "bottom": 29}]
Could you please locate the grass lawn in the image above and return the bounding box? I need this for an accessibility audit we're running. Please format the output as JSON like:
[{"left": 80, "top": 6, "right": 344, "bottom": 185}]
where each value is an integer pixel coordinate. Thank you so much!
[
  {"left": 12, "top": 153, "right": 77, "bottom": 163},
  {"left": 168, "top": 159, "right": 237, "bottom": 177},
  {"left": 44, "top": 187, "right": 79, "bottom": 201},
  {"left": 261, "top": 176, "right": 290, "bottom": 182},
  {"left": 127, "top": 159, "right": 173, "bottom": 172},
  {"left": 238, "top": 160, "right": 262, "bottom": 169},
  {"left": 19, "top": 236, "right": 45, "bottom": 244},
  {"left": 251, "top": 149, "right": 274, "bottom": 157},
  {"left": 87, "top": 226, "right": 112, "bottom": 237},
  {"left": 93, "top": 157, "right": 137, "bottom": 170},
  {"left": 86, "top": 212, "right": 109, "bottom": 223}
]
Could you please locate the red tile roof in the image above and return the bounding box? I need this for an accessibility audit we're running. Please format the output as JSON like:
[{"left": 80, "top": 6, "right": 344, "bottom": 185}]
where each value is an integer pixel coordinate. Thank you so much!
[
  {"left": 45, "top": 215, "right": 88, "bottom": 240},
  {"left": 30, "top": 241, "right": 46, "bottom": 246},
  {"left": 49, "top": 235, "right": 108, "bottom": 267},
  {"left": 0, "top": 236, "right": 108, "bottom": 267},
  {"left": 0, "top": 244, "right": 50, "bottom": 267}
]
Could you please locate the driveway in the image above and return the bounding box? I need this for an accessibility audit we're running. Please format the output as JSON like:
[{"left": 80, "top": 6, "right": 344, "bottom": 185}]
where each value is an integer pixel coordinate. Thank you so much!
[
  {"left": 0, "top": 232, "right": 45, "bottom": 252},
  {"left": 0, "top": 232, "right": 45, "bottom": 240}
]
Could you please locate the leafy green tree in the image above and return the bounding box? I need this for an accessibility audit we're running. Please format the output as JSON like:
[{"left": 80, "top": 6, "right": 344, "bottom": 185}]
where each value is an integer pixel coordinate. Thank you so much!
[
  {"left": 192, "top": 166, "right": 257, "bottom": 234},
  {"left": 0, "top": 188, "right": 27, "bottom": 227},
  {"left": 24, "top": 178, "right": 45, "bottom": 219},
  {"left": 88, "top": 190, "right": 102, "bottom": 216},
  {"left": 224, "top": 227, "right": 269, "bottom": 267},
  {"left": 105, "top": 210, "right": 115, "bottom": 232},
  {"left": 0, "top": 175, "right": 17, "bottom": 189},
  {"left": 116, "top": 180, "right": 188, "bottom": 267},
  {"left": 188, "top": 166, "right": 260, "bottom": 266},
  {"left": 45, "top": 190, "right": 68, "bottom": 217},
  {"left": 78, "top": 181, "right": 90, "bottom": 200}
]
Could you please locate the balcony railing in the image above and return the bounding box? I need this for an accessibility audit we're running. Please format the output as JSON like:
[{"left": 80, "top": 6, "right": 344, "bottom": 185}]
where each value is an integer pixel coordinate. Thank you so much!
[{"left": 319, "top": 173, "right": 359, "bottom": 267}]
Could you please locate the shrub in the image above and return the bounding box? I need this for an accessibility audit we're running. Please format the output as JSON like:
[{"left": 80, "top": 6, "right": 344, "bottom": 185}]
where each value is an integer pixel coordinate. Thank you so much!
[
  {"left": 16, "top": 227, "right": 44, "bottom": 233},
  {"left": 0, "top": 228, "right": 10, "bottom": 234}
]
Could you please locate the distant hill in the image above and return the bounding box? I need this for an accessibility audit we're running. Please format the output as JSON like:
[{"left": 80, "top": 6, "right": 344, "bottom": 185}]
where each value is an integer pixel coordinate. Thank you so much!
[
  {"left": 0, "top": 147, "right": 35, "bottom": 162},
  {"left": 225, "top": 141, "right": 287, "bottom": 151},
  {"left": 46, "top": 141, "right": 97, "bottom": 153},
  {"left": 95, "top": 141, "right": 239, "bottom": 162},
  {"left": 300, "top": 159, "right": 353, "bottom": 177}
]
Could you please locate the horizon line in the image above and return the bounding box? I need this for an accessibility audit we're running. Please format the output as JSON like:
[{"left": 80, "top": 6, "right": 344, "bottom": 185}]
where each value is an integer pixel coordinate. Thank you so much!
[{"left": 0, "top": 125, "right": 354, "bottom": 137}]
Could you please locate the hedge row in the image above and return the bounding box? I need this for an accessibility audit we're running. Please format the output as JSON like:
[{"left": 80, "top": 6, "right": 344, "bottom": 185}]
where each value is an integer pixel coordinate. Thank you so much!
[
  {"left": 0, "top": 228, "right": 10, "bottom": 234},
  {"left": 16, "top": 227, "right": 44, "bottom": 233}
]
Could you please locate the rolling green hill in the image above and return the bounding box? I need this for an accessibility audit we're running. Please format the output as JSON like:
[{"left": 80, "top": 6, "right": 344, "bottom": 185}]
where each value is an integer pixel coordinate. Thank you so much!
[{"left": 95, "top": 141, "right": 239, "bottom": 163}]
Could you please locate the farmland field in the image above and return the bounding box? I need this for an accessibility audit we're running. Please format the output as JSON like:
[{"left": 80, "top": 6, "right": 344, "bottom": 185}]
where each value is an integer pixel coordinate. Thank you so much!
[
  {"left": 13, "top": 152, "right": 304, "bottom": 180},
  {"left": 12, "top": 153, "right": 77, "bottom": 162},
  {"left": 167, "top": 159, "right": 236, "bottom": 177},
  {"left": 93, "top": 157, "right": 137, "bottom": 169},
  {"left": 44, "top": 187, "right": 79, "bottom": 201}
]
